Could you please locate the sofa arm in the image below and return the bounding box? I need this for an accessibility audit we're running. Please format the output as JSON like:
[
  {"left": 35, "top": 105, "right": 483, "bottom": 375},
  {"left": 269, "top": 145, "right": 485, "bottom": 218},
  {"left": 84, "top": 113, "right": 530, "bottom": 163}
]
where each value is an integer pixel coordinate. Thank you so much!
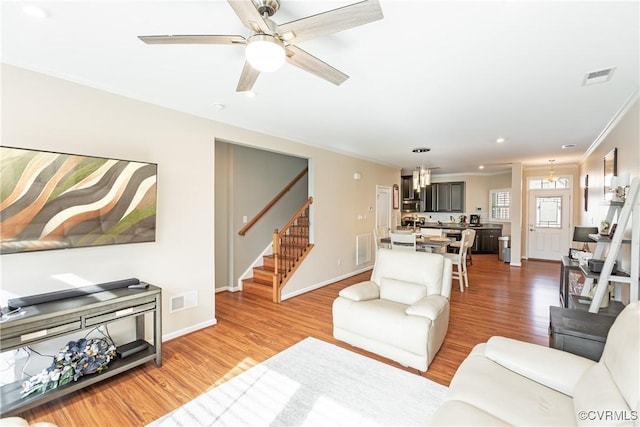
[
  {"left": 338, "top": 281, "right": 380, "bottom": 302},
  {"left": 405, "top": 295, "right": 448, "bottom": 320},
  {"left": 484, "top": 336, "right": 596, "bottom": 396}
]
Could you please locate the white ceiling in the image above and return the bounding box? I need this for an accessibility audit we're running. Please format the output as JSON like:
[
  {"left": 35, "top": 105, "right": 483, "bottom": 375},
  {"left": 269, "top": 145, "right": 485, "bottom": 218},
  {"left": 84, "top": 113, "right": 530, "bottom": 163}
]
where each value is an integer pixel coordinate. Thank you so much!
[{"left": 2, "top": 1, "right": 639, "bottom": 175}]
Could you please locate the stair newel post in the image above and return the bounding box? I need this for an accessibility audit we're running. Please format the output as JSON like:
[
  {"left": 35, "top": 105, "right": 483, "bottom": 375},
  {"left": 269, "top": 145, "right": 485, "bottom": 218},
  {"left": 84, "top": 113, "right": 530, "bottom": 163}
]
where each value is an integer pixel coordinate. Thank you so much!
[{"left": 273, "top": 228, "right": 281, "bottom": 303}]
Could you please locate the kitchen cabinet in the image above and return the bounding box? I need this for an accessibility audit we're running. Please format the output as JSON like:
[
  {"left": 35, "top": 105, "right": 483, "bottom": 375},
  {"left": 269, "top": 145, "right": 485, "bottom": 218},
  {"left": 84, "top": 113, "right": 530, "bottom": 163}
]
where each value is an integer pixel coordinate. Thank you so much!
[
  {"left": 436, "top": 183, "right": 451, "bottom": 212},
  {"left": 422, "top": 186, "right": 434, "bottom": 212},
  {"left": 401, "top": 175, "right": 418, "bottom": 200},
  {"left": 450, "top": 182, "right": 465, "bottom": 212},
  {"left": 423, "top": 182, "right": 465, "bottom": 213},
  {"left": 478, "top": 228, "right": 502, "bottom": 254}
]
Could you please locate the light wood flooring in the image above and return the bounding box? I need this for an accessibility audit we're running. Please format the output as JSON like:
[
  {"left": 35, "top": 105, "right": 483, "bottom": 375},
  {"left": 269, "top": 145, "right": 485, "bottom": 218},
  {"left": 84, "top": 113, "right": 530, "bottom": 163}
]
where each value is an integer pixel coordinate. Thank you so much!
[{"left": 19, "top": 254, "right": 561, "bottom": 426}]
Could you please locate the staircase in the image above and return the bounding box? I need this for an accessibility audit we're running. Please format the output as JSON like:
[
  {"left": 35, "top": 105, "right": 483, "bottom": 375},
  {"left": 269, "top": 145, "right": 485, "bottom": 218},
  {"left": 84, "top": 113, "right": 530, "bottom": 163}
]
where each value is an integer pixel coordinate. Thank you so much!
[{"left": 242, "top": 197, "right": 314, "bottom": 302}]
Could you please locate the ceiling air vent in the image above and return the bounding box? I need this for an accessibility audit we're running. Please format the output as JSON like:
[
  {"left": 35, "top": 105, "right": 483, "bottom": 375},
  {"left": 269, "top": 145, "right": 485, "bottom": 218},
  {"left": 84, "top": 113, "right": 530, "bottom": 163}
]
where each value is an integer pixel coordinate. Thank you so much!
[{"left": 583, "top": 68, "right": 615, "bottom": 86}]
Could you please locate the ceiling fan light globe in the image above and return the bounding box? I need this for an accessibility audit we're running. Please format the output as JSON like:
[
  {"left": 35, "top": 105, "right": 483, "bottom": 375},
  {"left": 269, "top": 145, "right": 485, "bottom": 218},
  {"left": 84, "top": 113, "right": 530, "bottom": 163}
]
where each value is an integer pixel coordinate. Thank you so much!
[{"left": 246, "top": 35, "right": 285, "bottom": 72}]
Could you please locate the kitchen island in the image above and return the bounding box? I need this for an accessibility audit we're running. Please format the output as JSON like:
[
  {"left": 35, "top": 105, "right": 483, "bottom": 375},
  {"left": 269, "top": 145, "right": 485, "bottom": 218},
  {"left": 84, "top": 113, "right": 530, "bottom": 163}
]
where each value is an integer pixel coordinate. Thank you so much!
[{"left": 396, "top": 221, "right": 503, "bottom": 254}]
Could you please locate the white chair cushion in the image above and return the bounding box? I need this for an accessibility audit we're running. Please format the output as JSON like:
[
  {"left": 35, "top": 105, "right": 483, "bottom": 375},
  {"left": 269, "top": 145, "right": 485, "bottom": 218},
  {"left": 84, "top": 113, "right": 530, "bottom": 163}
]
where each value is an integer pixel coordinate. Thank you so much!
[
  {"left": 338, "top": 280, "right": 380, "bottom": 301},
  {"left": 443, "top": 344, "right": 575, "bottom": 426},
  {"left": 380, "top": 277, "right": 426, "bottom": 305},
  {"left": 405, "top": 295, "right": 448, "bottom": 320},
  {"left": 371, "top": 249, "right": 446, "bottom": 296}
]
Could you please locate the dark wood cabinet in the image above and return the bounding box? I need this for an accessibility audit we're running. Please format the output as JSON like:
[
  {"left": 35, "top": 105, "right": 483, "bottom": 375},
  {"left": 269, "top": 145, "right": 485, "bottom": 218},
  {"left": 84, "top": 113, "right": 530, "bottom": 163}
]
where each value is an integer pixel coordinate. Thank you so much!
[
  {"left": 450, "top": 182, "right": 465, "bottom": 212},
  {"left": 422, "top": 182, "right": 465, "bottom": 213},
  {"left": 478, "top": 228, "right": 502, "bottom": 253},
  {"left": 401, "top": 175, "right": 413, "bottom": 200},
  {"left": 435, "top": 183, "right": 451, "bottom": 212},
  {"left": 422, "top": 185, "right": 438, "bottom": 212}
]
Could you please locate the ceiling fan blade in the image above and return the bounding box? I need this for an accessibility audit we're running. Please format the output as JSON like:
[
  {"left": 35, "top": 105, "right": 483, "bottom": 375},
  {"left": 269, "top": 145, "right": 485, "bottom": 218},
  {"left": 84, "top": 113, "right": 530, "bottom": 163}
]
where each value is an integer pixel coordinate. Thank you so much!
[
  {"left": 227, "top": 0, "right": 272, "bottom": 34},
  {"left": 278, "top": 0, "right": 383, "bottom": 44},
  {"left": 236, "top": 61, "right": 260, "bottom": 92},
  {"left": 285, "top": 45, "right": 348, "bottom": 86},
  {"left": 138, "top": 35, "right": 246, "bottom": 45}
]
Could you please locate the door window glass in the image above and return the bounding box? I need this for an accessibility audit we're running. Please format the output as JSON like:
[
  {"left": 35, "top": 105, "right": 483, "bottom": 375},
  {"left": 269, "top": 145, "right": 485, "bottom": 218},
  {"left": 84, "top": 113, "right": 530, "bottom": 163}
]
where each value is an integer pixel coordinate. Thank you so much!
[{"left": 536, "top": 196, "right": 562, "bottom": 228}]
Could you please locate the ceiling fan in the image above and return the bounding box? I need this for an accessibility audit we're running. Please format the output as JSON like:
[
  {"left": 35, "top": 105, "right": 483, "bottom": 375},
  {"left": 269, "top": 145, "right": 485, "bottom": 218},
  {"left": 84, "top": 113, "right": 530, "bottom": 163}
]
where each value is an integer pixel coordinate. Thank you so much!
[{"left": 138, "top": 0, "right": 383, "bottom": 92}]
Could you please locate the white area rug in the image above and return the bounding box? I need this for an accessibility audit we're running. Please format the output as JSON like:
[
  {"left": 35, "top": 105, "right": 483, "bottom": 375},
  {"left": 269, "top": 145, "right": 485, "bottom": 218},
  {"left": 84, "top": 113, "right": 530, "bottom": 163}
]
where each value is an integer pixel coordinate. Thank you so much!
[{"left": 149, "top": 337, "right": 447, "bottom": 426}]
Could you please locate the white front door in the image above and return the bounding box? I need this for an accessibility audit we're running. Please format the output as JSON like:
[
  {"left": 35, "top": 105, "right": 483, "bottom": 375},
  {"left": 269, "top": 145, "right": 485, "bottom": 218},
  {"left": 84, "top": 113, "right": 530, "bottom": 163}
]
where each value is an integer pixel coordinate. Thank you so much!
[
  {"left": 376, "top": 185, "right": 392, "bottom": 233},
  {"left": 527, "top": 190, "right": 571, "bottom": 260}
]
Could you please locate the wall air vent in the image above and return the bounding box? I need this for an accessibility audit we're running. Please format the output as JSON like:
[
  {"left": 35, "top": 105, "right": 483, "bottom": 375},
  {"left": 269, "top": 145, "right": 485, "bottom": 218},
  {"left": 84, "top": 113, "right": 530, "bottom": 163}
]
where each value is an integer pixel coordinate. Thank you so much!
[
  {"left": 583, "top": 68, "right": 615, "bottom": 86},
  {"left": 170, "top": 291, "right": 198, "bottom": 313}
]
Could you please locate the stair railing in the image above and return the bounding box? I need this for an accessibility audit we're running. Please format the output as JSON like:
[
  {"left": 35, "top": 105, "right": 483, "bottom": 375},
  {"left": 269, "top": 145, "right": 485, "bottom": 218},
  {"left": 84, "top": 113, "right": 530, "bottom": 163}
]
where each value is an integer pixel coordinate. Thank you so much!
[
  {"left": 272, "top": 197, "right": 314, "bottom": 303},
  {"left": 238, "top": 166, "right": 308, "bottom": 236}
]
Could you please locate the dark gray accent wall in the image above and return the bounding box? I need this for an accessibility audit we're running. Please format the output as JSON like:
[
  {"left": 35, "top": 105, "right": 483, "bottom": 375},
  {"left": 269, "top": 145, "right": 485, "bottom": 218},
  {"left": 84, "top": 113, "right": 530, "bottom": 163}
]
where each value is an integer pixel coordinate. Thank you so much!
[{"left": 215, "top": 141, "right": 308, "bottom": 290}]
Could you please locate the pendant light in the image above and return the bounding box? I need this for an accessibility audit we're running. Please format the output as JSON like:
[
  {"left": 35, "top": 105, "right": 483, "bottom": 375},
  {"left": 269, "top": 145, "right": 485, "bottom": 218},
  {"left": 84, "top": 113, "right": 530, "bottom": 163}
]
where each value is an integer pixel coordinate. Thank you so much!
[
  {"left": 411, "top": 147, "right": 432, "bottom": 190},
  {"left": 547, "top": 160, "right": 557, "bottom": 183}
]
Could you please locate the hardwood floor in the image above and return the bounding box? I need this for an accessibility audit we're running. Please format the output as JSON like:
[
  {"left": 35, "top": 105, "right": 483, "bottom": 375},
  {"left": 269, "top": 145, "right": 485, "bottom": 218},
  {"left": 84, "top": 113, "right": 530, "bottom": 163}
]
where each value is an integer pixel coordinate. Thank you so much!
[{"left": 19, "top": 254, "right": 560, "bottom": 426}]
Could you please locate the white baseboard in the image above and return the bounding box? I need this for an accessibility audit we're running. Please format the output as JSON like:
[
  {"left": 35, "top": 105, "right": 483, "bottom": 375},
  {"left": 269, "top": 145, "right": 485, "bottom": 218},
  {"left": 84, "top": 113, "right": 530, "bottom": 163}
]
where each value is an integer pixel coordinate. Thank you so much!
[
  {"left": 281, "top": 266, "right": 373, "bottom": 301},
  {"left": 162, "top": 318, "right": 217, "bottom": 342}
]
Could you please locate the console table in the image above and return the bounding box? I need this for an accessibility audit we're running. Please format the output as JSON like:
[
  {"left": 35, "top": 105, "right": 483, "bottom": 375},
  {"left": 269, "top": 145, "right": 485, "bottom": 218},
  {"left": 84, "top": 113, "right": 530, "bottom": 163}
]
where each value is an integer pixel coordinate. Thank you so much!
[{"left": 0, "top": 284, "right": 162, "bottom": 416}]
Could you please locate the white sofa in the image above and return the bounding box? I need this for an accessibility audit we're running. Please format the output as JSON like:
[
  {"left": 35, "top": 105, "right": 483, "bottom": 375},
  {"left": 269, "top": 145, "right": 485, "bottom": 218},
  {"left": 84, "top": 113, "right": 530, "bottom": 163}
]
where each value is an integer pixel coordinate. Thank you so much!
[
  {"left": 332, "top": 248, "right": 453, "bottom": 372},
  {"left": 431, "top": 302, "right": 640, "bottom": 426}
]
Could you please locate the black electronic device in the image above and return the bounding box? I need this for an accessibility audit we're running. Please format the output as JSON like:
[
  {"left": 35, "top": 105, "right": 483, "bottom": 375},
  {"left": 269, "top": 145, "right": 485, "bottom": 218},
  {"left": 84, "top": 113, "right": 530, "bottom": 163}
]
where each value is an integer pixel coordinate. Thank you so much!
[
  {"left": 116, "top": 339, "right": 149, "bottom": 358},
  {"left": 469, "top": 214, "right": 481, "bottom": 225},
  {"left": 588, "top": 259, "right": 617, "bottom": 274},
  {"left": 7, "top": 278, "right": 141, "bottom": 310}
]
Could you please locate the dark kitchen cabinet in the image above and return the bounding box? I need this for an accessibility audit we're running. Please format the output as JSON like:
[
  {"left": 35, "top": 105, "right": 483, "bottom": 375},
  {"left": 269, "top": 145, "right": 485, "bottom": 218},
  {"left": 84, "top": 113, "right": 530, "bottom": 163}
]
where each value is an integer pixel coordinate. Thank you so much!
[
  {"left": 478, "top": 229, "right": 502, "bottom": 254},
  {"left": 424, "top": 182, "right": 465, "bottom": 213},
  {"left": 450, "top": 182, "right": 465, "bottom": 212},
  {"left": 401, "top": 175, "right": 418, "bottom": 200},
  {"left": 422, "top": 185, "right": 435, "bottom": 212},
  {"left": 436, "top": 183, "right": 451, "bottom": 212}
]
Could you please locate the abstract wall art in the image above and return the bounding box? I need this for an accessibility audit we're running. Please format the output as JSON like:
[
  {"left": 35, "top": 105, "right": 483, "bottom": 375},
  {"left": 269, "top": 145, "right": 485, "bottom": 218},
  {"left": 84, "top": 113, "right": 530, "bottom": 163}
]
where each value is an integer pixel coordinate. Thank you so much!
[{"left": 0, "top": 146, "right": 157, "bottom": 254}]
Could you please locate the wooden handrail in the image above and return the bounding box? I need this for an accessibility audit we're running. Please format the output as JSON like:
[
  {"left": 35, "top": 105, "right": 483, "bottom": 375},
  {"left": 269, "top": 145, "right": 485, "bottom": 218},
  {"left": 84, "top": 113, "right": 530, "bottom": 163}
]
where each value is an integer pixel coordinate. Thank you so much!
[
  {"left": 272, "top": 196, "right": 314, "bottom": 303},
  {"left": 277, "top": 197, "right": 313, "bottom": 238},
  {"left": 238, "top": 167, "right": 308, "bottom": 236}
]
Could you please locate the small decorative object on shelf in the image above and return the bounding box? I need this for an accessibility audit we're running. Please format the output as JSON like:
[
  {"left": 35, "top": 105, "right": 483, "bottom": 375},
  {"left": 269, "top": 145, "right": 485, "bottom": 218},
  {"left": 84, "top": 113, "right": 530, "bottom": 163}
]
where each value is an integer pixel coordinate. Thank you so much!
[
  {"left": 599, "top": 220, "right": 610, "bottom": 235},
  {"left": 613, "top": 171, "right": 631, "bottom": 202},
  {"left": 21, "top": 338, "right": 116, "bottom": 397},
  {"left": 587, "top": 283, "right": 613, "bottom": 309}
]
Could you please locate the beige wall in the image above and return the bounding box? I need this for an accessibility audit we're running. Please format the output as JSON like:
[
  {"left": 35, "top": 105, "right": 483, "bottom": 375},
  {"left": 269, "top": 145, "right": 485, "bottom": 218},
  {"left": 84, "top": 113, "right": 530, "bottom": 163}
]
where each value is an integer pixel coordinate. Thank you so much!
[
  {"left": 1, "top": 64, "right": 399, "bottom": 340},
  {"left": 579, "top": 98, "right": 639, "bottom": 277}
]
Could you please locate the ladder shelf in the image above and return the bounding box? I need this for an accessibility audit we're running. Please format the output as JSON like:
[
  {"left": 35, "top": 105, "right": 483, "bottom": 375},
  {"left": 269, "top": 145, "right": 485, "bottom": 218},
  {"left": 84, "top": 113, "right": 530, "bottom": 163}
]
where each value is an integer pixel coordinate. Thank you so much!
[{"left": 585, "top": 177, "right": 640, "bottom": 313}]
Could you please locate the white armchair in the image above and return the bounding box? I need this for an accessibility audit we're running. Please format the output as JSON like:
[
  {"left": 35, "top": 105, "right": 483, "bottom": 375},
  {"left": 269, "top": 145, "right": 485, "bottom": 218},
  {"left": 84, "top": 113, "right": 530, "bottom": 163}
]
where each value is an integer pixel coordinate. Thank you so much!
[{"left": 332, "top": 248, "right": 453, "bottom": 372}]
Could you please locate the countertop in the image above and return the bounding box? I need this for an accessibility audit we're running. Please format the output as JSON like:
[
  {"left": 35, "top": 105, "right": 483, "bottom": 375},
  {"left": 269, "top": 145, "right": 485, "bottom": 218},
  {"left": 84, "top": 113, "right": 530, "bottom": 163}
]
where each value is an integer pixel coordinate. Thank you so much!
[{"left": 397, "top": 223, "right": 503, "bottom": 231}]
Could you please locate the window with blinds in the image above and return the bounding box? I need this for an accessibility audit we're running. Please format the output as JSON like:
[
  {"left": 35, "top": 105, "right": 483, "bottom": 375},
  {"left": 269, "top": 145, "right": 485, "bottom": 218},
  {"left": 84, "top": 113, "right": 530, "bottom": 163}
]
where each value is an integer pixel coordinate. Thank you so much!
[{"left": 490, "top": 189, "right": 510, "bottom": 221}]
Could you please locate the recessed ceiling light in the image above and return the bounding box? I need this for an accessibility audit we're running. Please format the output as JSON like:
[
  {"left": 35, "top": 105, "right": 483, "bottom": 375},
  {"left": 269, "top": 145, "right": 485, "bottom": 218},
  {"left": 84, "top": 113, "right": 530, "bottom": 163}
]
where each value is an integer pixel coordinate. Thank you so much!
[
  {"left": 412, "top": 147, "right": 431, "bottom": 153},
  {"left": 244, "top": 91, "right": 256, "bottom": 98},
  {"left": 213, "top": 103, "right": 225, "bottom": 111},
  {"left": 22, "top": 4, "right": 49, "bottom": 18},
  {"left": 561, "top": 144, "right": 576, "bottom": 149},
  {"left": 496, "top": 138, "right": 505, "bottom": 144},
  {"left": 478, "top": 165, "right": 485, "bottom": 170}
]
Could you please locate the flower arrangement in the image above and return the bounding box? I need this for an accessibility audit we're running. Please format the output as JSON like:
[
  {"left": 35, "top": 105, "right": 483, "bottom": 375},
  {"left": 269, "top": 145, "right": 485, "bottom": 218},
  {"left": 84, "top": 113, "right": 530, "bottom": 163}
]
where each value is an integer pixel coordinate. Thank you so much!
[{"left": 21, "top": 338, "right": 116, "bottom": 397}]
